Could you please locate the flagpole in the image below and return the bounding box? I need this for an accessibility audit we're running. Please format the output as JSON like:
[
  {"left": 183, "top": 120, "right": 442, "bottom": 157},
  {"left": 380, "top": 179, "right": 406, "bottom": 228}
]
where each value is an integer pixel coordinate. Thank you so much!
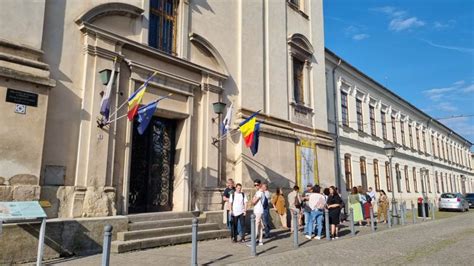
[{"left": 106, "top": 71, "right": 158, "bottom": 121}]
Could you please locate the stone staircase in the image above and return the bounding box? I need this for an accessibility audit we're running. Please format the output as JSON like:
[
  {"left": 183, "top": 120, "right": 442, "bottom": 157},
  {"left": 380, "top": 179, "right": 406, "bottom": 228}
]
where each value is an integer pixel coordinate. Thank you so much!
[{"left": 111, "top": 211, "right": 229, "bottom": 253}]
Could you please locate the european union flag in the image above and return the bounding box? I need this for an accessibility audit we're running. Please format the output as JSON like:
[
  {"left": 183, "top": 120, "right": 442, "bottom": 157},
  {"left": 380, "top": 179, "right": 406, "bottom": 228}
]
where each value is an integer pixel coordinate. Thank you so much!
[{"left": 137, "top": 101, "right": 158, "bottom": 135}]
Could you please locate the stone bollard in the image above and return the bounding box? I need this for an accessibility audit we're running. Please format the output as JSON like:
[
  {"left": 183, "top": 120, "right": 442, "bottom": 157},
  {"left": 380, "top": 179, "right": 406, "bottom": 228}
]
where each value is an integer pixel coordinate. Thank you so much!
[
  {"left": 293, "top": 210, "right": 298, "bottom": 249},
  {"left": 325, "top": 209, "right": 330, "bottom": 240},
  {"left": 250, "top": 214, "right": 256, "bottom": 257},
  {"left": 102, "top": 225, "right": 113, "bottom": 266},
  {"left": 369, "top": 207, "right": 375, "bottom": 232},
  {"left": 191, "top": 217, "right": 198, "bottom": 266},
  {"left": 411, "top": 201, "right": 416, "bottom": 225},
  {"left": 349, "top": 208, "right": 355, "bottom": 236},
  {"left": 421, "top": 198, "right": 427, "bottom": 222},
  {"left": 430, "top": 201, "right": 436, "bottom": 220},
  {"left": 387, "top": 206, "right": 392, "bottom": 228}
]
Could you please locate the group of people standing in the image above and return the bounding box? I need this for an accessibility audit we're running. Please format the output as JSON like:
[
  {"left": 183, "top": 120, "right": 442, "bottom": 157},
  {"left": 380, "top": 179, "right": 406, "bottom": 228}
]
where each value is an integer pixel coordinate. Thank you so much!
[
  {"left": 222, "top": 179, "right": 391, "bottom": 245},
  {"left": 288, "top": 184, "right": 344, "bottom": 240},
  {"left": 348, "top": 186, "right": 390, "bottom": 225}
]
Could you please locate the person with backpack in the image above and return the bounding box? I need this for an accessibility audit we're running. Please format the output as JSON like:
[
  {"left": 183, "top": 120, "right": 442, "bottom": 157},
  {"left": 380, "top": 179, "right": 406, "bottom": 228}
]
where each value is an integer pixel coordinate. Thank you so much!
[
  {"left": 287, "top": 185, "right": 302, "bottom": 232},
  {"left": 261, "top": 183, "right": 271, "bottom": 238},
  {"left": 271, "top": 187, "right": 288, "bottom": 229},
  {"left": 222, "top": 179, "right": 235, "bottom": 229},
  {"left": 251, "top": 181, "right": 266, "bottom": 245},
  {"left": 302, "top": 184, "right": 313, "bottom": 236},
  {"left": 230, "top": 183, "right": 248, "bottom": 243}
]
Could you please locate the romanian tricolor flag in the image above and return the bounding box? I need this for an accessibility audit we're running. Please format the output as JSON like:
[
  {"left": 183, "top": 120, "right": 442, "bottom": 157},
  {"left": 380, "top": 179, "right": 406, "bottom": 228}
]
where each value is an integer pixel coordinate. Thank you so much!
[
  {"left": 239, "top": 111, "right": 261, "bottom": 156},
  {"left": 127, "top": 73, "right": 156, "bottom": 120}
]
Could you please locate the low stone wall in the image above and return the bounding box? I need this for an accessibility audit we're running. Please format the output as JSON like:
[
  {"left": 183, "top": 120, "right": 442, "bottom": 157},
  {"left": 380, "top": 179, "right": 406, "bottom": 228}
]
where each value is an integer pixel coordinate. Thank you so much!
[{"left": 0, "top": 216, "right": 127, "bottom": 264}]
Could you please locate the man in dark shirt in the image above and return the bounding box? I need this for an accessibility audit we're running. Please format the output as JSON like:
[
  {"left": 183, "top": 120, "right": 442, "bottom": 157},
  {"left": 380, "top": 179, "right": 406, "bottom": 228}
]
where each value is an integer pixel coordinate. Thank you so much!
[{"left": 223, "top": 179, "right": 235, "bottom": 229}]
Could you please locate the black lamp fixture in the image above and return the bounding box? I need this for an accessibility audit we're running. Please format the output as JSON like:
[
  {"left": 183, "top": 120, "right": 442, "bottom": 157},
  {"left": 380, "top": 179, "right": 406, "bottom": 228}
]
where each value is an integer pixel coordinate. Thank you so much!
[
  {"left": 212, "top": 101, "right": 226, "bottom": 115},
  {"left": 98, "top": 69, "right": 113, "bottom": 85}
]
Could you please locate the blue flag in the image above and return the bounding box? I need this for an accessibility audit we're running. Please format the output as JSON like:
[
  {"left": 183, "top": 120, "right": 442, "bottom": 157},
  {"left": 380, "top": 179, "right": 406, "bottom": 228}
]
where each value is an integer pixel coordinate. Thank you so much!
[
  {"left": 250, "top": 122, "right": 261, "bottom": 156},
  {"left": 137, "top": 101, "right": 159, "bottom": 135}
]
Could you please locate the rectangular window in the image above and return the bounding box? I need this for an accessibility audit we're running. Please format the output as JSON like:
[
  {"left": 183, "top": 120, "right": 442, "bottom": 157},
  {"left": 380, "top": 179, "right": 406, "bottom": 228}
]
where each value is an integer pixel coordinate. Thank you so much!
[
  {"left": 427, "top": 170, "right": 432, "bottom": 193},
  {"left": 404, "top": 166, "right": 410, "bottom": 192},
  {"left": 293, "top": 58, "right": 305, "bottom": 104},
  {"left": 344, "top": 154, "right": 352, "bottom": 191},
  {"left": 435, "top": 171, "right": 440, "bottom": 193},
  {"left": 416, "top": 127, "right": 420, "bottom": 151},
  {"left": 369, "top": 105, "right": 376, "bottom": 136},
  {"left": 422, "top": 130, "right": 427, "bottom": 153},
  {"left": 400, "top": 121, "right": 406, "bottom": 147},
  {"left": 395, "top": 164, "right": 402, "bottom": 192},
  {"left": 437, "top": 137, "right": 441, "bottom": 159},
  {"left": 360, "top": 157, "right": 367, "bottom": 189},
  {"left": 413, "top": 167, "right": 418, "bottom": 192},
  {"left": 431, "top": 135, "right": 436, "bottom": 157},
  {"left": 385, "top": 161, "right": 392, "bottom": 192},
  {"left": 149, "top": 0, "right": 179, "bottom": 54},
  {"left": 441, "top": 172, "right": 445, "bottom": 192},
  {"left": 341, "top": 92, "right": 349, "bottom": 126},
  {"left": 381, "top": 111, "right": 387, "bottom": 140},
  {"left": 391, "top": 116, "right": 397, "bottom": 144},
  {"left": 442, "top": 141, "right": 446, "bottom": 160},
  {"left": 356, "top": 99, "right": 364, "bottom": 132},
  {"left": 409, "top": 124, "right": 414, "bottom": 149},
  {"left": 374, "top": 159, "right": 380, "bottom": 191}
]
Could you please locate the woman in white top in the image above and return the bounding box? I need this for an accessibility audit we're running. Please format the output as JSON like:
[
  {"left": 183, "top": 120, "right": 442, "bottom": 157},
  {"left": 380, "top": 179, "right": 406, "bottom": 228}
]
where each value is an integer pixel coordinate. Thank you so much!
[{"left": 230, "top": 183, "right": 248, "bottom": 243}]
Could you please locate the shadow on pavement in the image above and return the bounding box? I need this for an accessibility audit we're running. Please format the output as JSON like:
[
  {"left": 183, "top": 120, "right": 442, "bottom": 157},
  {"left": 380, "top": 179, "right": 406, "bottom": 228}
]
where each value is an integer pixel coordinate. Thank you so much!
[
  {"left": 257, "top": 246, "right": 277, "bottom": 256},
  {"left": 202, "top": 254, "right": 233, "bottom": 265}
]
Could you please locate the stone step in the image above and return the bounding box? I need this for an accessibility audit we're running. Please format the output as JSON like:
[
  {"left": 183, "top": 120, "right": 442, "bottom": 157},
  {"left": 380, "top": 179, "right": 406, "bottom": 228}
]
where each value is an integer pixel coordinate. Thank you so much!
[
  {"left": 111, "top": 229, "right": 230, "bottom": 253},
  {"left": 117, "top": 223, "right": 221, "bottom": 241},
  {"left": 127, "top": 211, "right": 194, "bottom": 223},
  {"left": 128, "top": 217, "right": 207, "bottom": 231}
]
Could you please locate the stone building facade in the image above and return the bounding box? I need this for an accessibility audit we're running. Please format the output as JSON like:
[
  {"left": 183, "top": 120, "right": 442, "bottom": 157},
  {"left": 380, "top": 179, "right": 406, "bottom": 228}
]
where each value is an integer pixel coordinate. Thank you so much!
[
  {"left": 326, "top": 49, "right": 474, "bottom": 203},
  {"left": 0, "top": 0, "right": 334, "bottom": 218}
]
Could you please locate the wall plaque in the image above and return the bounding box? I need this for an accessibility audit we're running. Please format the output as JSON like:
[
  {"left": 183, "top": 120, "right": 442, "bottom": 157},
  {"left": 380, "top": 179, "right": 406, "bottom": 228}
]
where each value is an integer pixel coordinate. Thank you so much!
[{"left": 6, "top": 88, "right": 38, "bottom": 107}]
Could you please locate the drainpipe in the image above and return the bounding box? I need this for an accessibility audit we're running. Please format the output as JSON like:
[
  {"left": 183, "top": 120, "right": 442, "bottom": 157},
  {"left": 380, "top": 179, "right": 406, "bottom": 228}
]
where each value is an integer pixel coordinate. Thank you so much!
[{"left": 331, "top": 59, "right": 342, "bottom": 190}]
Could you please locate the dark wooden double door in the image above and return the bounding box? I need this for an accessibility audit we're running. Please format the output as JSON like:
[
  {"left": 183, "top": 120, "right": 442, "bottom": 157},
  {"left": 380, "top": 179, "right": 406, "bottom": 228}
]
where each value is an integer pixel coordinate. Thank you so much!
[{"left": 128, "top": 117, "right": 176, "bottom": 213}]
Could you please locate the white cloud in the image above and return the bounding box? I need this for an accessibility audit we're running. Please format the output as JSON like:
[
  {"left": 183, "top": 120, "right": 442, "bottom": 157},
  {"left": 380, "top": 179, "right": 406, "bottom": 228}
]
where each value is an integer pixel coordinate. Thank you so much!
[
  {"left": 389, "top": 17, "right": 425, "bottom": 32},
  {"left": 442, "top": 117, "right": 474, "bottom": 139},
  {"left": 463, "top": 84, "right": 474, "bottom": 93},
  {"left": 352, "top": 34, "right": 370, "bottom": 41},
  {"left": 433, "top": 20, "right": 456, "bottom": 30},
  {"left": 370, "top": 6, "right": 407, "bottom": 18},
  {"left": 371, "top": 6, "right": 425, "bottom": 32},
  {"left": 420, "top": 39, "right": 474, "bottom": 54},
  {"left": 438, "top": 102, "right": 458, "bottom": 112},
  {"left": 423, "top": 81, "right": 474, "bottom": 101},
  {"left": 423, "top": 87, "right": 456, "bottom": 101}
]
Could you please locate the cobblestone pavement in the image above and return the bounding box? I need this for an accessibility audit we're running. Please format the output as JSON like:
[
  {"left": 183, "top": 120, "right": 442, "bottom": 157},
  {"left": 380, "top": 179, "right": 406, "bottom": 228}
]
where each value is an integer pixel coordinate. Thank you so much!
[{"left": 45, "top": 211, "right": 473, "bottom": 265}]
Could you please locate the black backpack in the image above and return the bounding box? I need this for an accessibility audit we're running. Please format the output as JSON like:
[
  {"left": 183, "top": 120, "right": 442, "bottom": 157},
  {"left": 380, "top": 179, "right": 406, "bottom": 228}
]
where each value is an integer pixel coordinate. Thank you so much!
[
  {"left": 366, "top": 194, "right": 372, "bottom": 203},
  {"left": 262, "top": 194, "right": 269, "bottom": 209}
]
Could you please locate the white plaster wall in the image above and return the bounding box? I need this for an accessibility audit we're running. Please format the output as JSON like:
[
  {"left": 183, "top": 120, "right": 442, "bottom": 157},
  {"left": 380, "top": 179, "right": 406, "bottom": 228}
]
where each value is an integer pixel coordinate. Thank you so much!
[{"left": 0, "top": 0, "right": 46, "bottom": 49}]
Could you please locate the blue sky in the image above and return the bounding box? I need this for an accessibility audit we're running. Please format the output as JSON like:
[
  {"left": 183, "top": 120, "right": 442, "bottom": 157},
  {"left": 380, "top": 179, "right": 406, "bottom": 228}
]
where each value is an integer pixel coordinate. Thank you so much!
[{"left": 323, "top": 0, "right": 474, "bottom": 149}]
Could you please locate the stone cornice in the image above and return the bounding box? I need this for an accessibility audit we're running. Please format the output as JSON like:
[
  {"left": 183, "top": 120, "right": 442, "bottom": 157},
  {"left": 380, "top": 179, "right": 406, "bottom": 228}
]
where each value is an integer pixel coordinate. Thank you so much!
[
  {"left": 78, "top": 22, "right": 228, "bottom": 81},
  {"left": 0, "top": 67, "right": 55, "bottom": 87}
]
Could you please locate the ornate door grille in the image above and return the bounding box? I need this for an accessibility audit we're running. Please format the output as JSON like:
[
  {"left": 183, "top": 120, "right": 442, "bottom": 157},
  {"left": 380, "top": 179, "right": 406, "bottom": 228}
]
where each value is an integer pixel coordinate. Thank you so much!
[{"left": 129, "top": 117, "right": 176, "bottom": 213}]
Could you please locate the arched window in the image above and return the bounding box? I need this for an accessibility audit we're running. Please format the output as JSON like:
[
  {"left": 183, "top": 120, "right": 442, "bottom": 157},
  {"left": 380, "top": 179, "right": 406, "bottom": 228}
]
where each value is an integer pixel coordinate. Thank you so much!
[
  {"left": 413, "top": 167, "right": 418, "bottom": 192},
  {"left": 344, "top": 154, "right": 352, "bottom": 191},
  {"left": 149, "top": 0, "right": 179, "bottom": 54},
  {"left": 288, "top": 34, "right": 313, "bottom": 108},
  {"left": 360, "top": 157, "right": 367, "bottom": 190},
  {"left": 374, "top": 159, "right": 380, "bottom": 191},
  {"left": 385, "top": 161, "right": 392, "bottom": 192},
  {"left": 395, "top": 163, "right": 402, "bottom": 193},
  {"left": 404, "top": 166, "right": 410, "bottom": 192}
]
